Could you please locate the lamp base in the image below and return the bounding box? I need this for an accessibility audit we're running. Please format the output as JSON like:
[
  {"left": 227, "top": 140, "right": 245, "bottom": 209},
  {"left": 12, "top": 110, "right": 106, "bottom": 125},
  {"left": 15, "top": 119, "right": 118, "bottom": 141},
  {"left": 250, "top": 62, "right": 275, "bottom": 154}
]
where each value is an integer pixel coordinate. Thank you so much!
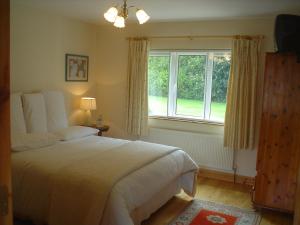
[{"left": 84, "top": 110, "right": 93, "bottom": 126}]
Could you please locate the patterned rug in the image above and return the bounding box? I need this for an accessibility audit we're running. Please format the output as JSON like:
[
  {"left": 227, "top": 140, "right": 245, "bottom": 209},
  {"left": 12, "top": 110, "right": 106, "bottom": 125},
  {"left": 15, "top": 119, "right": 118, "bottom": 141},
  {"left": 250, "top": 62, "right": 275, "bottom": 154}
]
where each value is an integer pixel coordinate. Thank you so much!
[{"left": 169, "top": 200, "right": 261, "bottom": 225}]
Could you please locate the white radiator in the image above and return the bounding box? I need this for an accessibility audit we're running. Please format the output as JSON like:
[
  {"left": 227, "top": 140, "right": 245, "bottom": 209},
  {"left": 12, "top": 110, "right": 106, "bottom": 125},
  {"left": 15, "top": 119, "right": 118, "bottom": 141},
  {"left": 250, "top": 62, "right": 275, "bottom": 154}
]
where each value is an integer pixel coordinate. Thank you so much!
[{"left": 142, "top": 128, "right": 234, "bottom": 173}]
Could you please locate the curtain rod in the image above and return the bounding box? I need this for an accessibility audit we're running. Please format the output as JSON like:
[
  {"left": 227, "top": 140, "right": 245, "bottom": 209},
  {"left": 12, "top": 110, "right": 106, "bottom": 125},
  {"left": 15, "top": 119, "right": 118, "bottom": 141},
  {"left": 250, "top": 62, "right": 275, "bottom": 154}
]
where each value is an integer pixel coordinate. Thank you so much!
[{"left": 126, "top": 35, "right": 264, "bottom": 40}]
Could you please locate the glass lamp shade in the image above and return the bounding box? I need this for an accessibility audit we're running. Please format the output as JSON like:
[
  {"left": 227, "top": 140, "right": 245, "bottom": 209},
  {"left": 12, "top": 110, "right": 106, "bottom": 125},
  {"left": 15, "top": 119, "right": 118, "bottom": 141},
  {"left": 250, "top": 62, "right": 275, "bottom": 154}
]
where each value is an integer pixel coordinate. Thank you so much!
[
  {"left": 80, "top": 97, "right": 97, "bottom": 110},
  {"left": 136, "top": 9, "right": 150, "bottom": 24},
  {"left": 114, "top": 16, "right": 125, "bottom": 28},
  {"left": 104, "top": 7, "right": 118, "bottom": 23}
]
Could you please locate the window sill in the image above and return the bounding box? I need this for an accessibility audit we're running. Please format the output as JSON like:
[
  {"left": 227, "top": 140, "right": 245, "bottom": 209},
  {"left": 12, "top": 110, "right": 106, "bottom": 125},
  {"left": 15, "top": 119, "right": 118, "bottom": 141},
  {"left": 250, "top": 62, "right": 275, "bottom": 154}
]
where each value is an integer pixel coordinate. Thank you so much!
[
  {"left": 148, "top": 116, "right": 224, "bottom": 135},
  {"left": 148, "top": 116, "right": 224, "bottom": 126}
]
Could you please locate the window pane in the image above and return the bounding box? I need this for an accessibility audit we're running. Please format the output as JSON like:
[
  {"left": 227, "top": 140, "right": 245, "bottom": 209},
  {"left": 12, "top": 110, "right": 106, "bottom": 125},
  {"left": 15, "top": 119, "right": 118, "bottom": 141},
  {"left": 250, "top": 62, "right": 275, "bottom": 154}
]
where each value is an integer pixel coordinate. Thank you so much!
[
  {"left": 148, "top": 55, "right": 170, "bottom": 116},
  {"left": 176, "top": 55, "right": 206, "bottom": 117},
  {"left": 210, "top": 54, "right": 231, "bottom": 122}
]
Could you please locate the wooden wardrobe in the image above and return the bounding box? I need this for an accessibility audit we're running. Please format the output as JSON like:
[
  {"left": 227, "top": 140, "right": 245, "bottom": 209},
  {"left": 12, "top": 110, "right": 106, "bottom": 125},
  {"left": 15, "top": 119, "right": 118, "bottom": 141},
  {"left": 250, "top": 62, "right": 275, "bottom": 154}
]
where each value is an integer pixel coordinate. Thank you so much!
[{"left": 254, "top": 53, "right": 300, "bottom": 213}]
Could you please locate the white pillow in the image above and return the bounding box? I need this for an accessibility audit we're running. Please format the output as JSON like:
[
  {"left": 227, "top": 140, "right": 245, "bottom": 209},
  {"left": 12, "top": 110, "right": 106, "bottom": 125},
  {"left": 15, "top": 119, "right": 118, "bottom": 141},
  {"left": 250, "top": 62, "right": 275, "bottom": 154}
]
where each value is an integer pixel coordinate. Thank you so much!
[
  {"left": 22, "top": 93, "right": 48, "bottom": 133},
  {"left": 42, "top": 91, "right": 68, "bottom": 132},
  {"left": 11, "top": 133, "right": 59, "bottom": 152},
  {"left": 11, "top": 93, "right": 27, "bottom": 136},
  {"left": 55, "top": 126, "right": 98, "bottom": 141}
]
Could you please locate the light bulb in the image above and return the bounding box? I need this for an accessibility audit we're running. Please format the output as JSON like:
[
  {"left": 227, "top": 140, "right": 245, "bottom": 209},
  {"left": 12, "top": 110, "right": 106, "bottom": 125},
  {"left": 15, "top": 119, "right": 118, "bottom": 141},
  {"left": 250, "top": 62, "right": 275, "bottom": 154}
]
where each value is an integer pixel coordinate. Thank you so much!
[
  {"left": 114, "top": 16, "right": 125, "bottom": 28},
  {"left": 104, "top": 7, "right": 118, "bottom": 23},
  {"left": 136, "top": 9, "right": 150, "bottom": 24}
]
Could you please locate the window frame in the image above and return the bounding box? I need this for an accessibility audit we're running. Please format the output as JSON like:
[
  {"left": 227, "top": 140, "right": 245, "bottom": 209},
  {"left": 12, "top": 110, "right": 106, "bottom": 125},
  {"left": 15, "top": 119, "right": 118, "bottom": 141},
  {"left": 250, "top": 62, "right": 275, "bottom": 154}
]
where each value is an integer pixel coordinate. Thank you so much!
[{"left": 148, "top": 49, "right": 231, "bottom": 124}]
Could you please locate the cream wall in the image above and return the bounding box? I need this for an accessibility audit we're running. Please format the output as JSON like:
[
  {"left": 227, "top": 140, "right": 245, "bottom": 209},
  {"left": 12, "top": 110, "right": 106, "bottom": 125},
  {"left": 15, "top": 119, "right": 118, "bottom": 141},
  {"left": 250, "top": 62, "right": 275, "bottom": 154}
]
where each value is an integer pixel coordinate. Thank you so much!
[
  {"left": 11, "top": 2, "right": 99, "bottom": 124},
  {"left": 95, "top": 19, "right": 275, "bottom": 176}
]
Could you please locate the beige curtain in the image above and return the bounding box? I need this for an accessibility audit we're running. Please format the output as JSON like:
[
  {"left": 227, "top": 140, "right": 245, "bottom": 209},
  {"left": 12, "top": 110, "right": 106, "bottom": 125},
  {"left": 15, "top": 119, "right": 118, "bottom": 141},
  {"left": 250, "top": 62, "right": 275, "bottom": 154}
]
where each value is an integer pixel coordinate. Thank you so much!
[
  {"left": 224, "top": 36, "right": 262, "bottom": 150},
  {"left": 126, "top": 38, "right": 150, "bottom": 136}
]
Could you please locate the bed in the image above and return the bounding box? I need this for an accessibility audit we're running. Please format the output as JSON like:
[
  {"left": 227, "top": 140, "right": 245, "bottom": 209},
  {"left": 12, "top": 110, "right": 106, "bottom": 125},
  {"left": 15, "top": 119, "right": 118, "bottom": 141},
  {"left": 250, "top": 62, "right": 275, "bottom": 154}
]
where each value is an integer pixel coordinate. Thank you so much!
[{"left": 11, "top": 91, "right": 198, "bottom": 225}]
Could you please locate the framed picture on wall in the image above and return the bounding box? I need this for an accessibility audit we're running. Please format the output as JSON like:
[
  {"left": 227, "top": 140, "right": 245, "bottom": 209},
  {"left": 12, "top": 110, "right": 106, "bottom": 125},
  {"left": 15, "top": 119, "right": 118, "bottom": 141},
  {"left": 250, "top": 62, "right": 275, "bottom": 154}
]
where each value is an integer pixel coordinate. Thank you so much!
[{"left": 65, "top": 54, "right": 89, "bottom": 82}]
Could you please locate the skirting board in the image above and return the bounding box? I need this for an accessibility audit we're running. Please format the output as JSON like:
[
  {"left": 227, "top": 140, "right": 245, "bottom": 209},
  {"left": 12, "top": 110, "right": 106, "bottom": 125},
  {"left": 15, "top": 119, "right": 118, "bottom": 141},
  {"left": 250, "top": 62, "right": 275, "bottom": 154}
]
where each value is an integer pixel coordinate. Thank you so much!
[{"left": 198, "top": 168, "right": 255, "bottom": 187}]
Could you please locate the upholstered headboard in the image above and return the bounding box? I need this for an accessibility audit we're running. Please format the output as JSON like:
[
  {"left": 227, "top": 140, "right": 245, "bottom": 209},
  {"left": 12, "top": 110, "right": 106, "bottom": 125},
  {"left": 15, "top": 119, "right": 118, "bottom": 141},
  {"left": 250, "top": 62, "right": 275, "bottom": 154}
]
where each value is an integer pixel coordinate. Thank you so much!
[{"left": 10, "top": 91, "right": 69, "bottom": 136}]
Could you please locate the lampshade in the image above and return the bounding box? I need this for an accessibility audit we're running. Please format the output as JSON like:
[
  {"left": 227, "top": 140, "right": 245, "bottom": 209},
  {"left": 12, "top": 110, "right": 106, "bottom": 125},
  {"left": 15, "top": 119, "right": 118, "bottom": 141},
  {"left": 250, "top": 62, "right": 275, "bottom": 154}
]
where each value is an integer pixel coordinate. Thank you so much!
[
  {"left": 104, "top": 7, "right": 118, "bottom": 23},
  {"left": 104, "top": 1, "right": 150, "bottom": 28},
  {"left": 114, "top": 16, "right": 125, "bottom": 28},
  {"left": 136, "top": 9, "right": 150, "bottom": 24},
  {"left": 80, "top": 97, "right": 97, "bottom": 110}
]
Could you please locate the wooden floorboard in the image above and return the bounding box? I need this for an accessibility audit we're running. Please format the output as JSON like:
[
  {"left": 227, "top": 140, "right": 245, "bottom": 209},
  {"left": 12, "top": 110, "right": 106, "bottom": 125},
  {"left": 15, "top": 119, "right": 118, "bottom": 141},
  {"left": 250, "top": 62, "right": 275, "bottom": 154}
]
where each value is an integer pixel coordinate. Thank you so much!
[
  {"left": 15, "top": 178, "right": 293, "bottom": 225},
  {"left": 143, "top": 177, "right": 293, "bottom": 225}
]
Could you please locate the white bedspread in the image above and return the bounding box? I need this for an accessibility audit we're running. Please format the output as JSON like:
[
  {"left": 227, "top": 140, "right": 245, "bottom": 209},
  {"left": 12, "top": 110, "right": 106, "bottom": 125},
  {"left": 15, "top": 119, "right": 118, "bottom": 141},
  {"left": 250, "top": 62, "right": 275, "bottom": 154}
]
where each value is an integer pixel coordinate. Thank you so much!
[{"left": 12, "top": 136, "right": 198, "bottom": 225}]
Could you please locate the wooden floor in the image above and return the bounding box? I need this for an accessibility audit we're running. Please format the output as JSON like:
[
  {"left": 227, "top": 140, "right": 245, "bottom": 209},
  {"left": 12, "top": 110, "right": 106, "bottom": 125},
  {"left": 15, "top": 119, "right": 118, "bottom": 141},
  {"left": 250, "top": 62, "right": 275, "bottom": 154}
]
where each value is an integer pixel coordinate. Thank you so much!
[
  {"left": 15, "top": 178, "right": 293, "bottom": 225},
  {"left": 143, "top": 177, "right": 293, "bottom": 225}
]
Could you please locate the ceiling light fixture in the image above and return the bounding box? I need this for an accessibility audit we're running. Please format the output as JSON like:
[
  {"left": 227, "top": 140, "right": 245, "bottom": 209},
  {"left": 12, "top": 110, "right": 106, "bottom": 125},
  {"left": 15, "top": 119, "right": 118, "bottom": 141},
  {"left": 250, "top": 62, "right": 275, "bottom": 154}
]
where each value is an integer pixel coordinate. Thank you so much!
[{"left": 104, "top": 0, "right": 150, "bottom": 28}]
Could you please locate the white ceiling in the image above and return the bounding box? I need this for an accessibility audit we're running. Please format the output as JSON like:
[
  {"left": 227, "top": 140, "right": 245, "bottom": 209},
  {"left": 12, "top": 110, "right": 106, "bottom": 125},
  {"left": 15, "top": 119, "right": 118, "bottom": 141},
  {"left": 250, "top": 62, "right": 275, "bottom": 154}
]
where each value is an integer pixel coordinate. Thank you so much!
[{"left": 14, "top": 0, "right": 300, "bottom": 25}]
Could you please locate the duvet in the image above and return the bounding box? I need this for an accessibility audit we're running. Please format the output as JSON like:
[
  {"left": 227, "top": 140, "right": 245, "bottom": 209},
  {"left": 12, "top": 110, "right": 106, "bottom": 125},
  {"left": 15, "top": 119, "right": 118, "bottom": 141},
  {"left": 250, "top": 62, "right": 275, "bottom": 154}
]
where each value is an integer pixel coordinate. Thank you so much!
[{"left": 12, "top": 136, "right": 198, "bottom": 225}]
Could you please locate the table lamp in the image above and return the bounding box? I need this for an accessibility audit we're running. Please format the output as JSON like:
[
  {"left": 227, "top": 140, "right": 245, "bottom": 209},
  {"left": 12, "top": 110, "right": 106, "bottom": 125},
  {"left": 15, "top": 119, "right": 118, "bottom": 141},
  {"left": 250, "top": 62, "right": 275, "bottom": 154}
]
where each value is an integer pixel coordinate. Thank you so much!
[{"left": 80, "top": 97, "right": 97, "bottom": 125}]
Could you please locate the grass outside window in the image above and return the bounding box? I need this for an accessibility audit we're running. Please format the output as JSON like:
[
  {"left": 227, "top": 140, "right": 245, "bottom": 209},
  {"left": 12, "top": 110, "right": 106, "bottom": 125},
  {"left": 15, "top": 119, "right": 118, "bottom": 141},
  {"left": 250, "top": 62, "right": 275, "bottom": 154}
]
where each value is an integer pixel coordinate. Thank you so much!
[{"left": 149, "top": 96, "right": 226, "bottom": 123}]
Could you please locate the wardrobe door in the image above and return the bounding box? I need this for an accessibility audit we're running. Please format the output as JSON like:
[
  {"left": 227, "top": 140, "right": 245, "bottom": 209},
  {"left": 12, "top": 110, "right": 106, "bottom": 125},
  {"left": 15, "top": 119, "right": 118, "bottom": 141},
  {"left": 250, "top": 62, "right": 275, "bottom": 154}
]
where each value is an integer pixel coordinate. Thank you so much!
[
  {"left": 255, "top": 53, "right": 300, "bottom": 212},
  {"left": 294, "top": 167, "right": 300, "bottom": 225},
  {"left": 0, "top": 0, "right": 13, "bottom": 224}
]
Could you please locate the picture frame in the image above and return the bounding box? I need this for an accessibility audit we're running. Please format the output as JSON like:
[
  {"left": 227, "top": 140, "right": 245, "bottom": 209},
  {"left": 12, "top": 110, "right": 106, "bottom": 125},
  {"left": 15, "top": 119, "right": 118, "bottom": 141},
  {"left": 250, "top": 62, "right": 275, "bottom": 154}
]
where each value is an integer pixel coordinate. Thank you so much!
[{"left": 65, "top": 54, "right": 89, "bottom": 82}]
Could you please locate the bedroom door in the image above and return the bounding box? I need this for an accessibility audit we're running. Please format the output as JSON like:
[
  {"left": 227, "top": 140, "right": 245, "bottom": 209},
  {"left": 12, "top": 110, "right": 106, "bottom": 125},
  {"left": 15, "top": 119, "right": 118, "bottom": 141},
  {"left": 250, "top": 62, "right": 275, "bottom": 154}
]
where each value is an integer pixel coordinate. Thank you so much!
[{"left": 0, "top": 0, "right": 13, "bottom": 224}]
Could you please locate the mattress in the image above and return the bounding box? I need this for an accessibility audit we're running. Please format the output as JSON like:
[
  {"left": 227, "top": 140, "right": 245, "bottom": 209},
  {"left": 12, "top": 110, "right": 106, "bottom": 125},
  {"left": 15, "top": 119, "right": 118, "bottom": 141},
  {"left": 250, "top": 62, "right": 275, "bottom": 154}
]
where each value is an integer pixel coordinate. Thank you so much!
[{"left": 12, "top": 135, "right": 198, "bottom": 225}]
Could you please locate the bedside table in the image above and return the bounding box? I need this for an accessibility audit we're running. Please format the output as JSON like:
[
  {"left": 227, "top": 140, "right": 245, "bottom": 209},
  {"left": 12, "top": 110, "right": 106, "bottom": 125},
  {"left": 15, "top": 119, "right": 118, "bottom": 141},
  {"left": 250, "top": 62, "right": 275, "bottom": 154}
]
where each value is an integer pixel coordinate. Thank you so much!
[{"left": 90, "top": 125, "right": 109, "bottom": 136}]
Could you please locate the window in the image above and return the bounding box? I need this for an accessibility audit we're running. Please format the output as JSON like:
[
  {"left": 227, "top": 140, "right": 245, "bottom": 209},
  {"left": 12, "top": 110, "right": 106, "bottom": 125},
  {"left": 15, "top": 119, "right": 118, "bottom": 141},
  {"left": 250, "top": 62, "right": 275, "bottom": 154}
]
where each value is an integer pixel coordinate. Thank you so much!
[{"left": 148, "top": 50, "right": 231, "bottom": 123}]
